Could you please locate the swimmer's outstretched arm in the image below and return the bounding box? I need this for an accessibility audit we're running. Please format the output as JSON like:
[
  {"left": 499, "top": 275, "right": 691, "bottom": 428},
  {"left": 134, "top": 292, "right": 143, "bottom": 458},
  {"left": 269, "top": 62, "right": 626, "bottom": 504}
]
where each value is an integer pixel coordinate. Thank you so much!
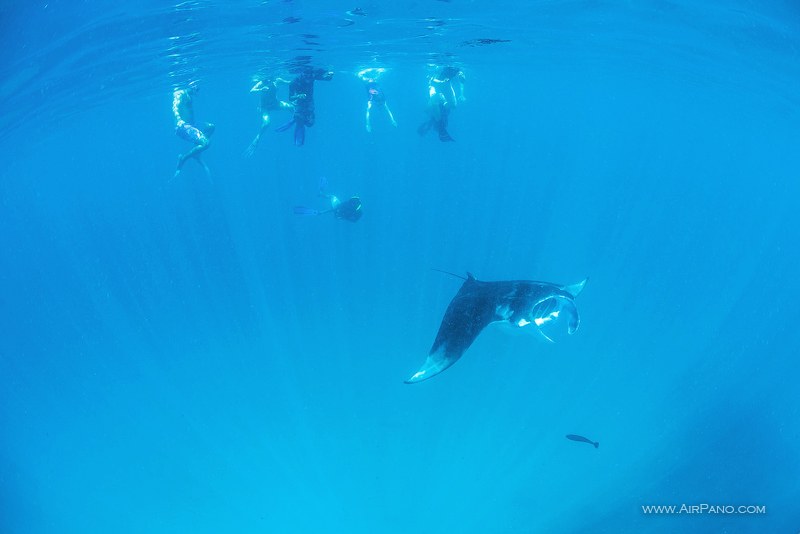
[
  {"left": 456, "top": 75, "right": 466, "bottom": 101},
  {"left": 357, "top": 67, "right": 385, "bottom": 82},
  {"left": 250, "top": 81, "right": 264, "bottom": 92},
  {"left": 448, "top": 83, "right": 458, "bottom": 106}
]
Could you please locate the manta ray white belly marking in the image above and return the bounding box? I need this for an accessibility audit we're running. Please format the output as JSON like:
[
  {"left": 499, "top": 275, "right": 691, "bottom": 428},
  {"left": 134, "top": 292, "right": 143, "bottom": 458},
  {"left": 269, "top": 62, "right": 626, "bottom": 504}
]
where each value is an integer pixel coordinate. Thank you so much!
[
  {"left": 405, "top": 273, "right": 587, "bottom": 384},
  {"left": 495, "top": 304, "right": 513, "bottom": 320},
  {"left": 534, "top": 310, "right": 560, "bottom": 326}
]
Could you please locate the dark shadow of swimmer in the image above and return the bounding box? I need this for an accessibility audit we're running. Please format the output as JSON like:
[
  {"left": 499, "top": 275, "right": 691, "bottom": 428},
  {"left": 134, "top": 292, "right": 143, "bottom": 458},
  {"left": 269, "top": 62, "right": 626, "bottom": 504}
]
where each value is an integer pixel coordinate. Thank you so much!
[
  {"left": 418, "top": 66, "right": 464, "bottom": 142},
  {"left": 293, "top": 177, "right": 362, "bottom": 222},
  {"left": 418, "top": 101, "right": 453, "bottom": 142},
  {"left": 566, "top": 434, "right": 599, "bottom": 448},
  {"left": 276, "top": 66, "right": 333, "bottom": 146}
]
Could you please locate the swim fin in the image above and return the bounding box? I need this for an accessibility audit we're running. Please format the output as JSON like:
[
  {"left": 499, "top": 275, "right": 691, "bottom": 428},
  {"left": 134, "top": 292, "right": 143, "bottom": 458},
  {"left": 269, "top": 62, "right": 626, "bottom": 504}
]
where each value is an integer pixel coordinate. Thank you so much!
[
  {"left": 276, "top": 118, "right": 295, "bottom": 133},
  {"left": 294, "top": 122, "right": 305, "bottom": 146},
  {"left": 293, "top": 206, "right": 319, "bottom": 216},
  {"left": 417, "top": 119, "right": 433, "bottom": 136},
  {"left": 435, "top": 112, "right": 454, "bottom": 141},
  {"left": 437, "top": 126, "right": 454, "bottom": 142}
]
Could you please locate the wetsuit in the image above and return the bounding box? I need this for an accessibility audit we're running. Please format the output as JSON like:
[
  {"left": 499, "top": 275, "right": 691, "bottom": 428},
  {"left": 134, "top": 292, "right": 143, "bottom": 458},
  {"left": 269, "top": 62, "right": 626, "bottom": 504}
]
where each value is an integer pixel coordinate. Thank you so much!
[
  {"left": 334, "top": 197, "right": 363, "bottom": 222},
  {"left": 282, "top": 67, "right": 332, "bottom": 146}
]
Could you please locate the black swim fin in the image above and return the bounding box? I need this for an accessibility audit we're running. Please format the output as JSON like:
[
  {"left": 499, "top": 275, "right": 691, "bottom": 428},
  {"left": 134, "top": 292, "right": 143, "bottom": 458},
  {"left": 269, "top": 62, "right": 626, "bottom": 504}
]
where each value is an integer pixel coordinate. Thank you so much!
[
  {"left": 293, "top": 206, "right": 319, "bottom": 216},
  {"left": 294, "top": 122, "right": 305, "bottom": 146},
  {"left": 437, "top": 126, "right": 454, "bottom": 142},
  {"left": 276, "top": 118, "right": 295, "bottom": 133},
  {"left": 417, "top": 119, "right": 433, "bottom": 136},
  {"left": 318, "top": 176, "right": 329, "bottom": 195}
]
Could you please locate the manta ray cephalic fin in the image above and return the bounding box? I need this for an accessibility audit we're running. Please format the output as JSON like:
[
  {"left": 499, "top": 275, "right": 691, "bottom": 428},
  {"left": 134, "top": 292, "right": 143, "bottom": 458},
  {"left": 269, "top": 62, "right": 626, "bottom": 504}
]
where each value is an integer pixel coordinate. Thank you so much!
[{"left": 563, "top": 278, "right": 588, "bottom": 298}]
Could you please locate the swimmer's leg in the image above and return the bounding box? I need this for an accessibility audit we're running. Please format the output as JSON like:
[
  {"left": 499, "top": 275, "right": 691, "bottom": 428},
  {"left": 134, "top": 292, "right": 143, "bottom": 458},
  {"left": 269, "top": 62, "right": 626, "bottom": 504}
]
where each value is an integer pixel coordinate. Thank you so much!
[
  {"left": 366, "top": 101, "right": 373, "bottom": 133},
  {"left": 436, "top": 112, "right": 454, "bottom": 142},
  {"left": 295, "top": 111, "right": 314, "bottom": 146},
  {"left": 176, "top": 141, "right": 209, "bottom": 169},
  {"left": 199, "top": 122, "right": 216, "bottom": 137},
  {"left": 175, "top": 131, "right": 211, "bottom": 177},
  {"left": 427, "top": 93, "right": 445, "bottom": 122},
  {"left": 385, "top": 103, "right": 397, "bottom": 127},
  {"left": 245, "top": 114, "right": 270, "bottom": 157},
  {"left": 196, "top": 155, "right": 212, "bottom": 182}
]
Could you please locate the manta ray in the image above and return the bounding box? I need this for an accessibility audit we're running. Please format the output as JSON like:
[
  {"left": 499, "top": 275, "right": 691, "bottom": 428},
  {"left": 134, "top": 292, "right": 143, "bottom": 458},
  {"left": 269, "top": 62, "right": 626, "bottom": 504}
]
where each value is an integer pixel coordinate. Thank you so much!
[{"left": 405, "top": 273, "right": 588, "bottom": 384}]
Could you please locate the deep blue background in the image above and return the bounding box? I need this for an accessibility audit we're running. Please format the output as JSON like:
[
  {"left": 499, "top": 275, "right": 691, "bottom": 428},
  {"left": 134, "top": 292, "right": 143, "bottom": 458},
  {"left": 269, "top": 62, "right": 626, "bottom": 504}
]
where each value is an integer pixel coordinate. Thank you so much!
[{"left": 1, "top": 1, "right": 799, "bottom": 532}]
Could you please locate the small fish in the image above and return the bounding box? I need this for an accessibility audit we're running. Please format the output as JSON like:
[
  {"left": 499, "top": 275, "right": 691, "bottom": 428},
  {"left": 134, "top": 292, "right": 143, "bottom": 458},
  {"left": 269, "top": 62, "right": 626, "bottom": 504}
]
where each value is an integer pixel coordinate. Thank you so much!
[
  {"left": 423, "top": 18, "right": 446, "bottom": 27},
  {"left": 566, "top": 434, "right": 599, "bottom": 448},
  {"left": 461, "top": 38, "right": 512, "bottom": 47}
]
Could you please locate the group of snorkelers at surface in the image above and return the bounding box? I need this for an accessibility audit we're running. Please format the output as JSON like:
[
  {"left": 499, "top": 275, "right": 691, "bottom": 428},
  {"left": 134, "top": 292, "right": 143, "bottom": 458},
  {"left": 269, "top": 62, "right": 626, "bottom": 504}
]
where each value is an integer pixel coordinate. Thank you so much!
[{"left": 172, "top": 65, "right": 466, "bottom": 220}]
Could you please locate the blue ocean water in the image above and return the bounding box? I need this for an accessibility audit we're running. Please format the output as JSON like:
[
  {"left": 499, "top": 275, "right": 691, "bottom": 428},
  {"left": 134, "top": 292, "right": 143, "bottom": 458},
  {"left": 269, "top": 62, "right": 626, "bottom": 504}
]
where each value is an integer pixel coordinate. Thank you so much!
[{"left": 1, "top": 1, "right": 799, "bottom": 532}]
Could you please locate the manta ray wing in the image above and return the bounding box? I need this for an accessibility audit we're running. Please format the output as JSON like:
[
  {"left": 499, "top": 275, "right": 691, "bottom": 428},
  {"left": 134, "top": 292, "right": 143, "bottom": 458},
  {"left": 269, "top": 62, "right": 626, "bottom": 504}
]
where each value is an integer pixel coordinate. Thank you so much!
[
  {"left": 405, "top": 275, "right": 588, "bottom": 384},
  {"left": 405, "top": 277, "right": 501, "bottom": 383}
]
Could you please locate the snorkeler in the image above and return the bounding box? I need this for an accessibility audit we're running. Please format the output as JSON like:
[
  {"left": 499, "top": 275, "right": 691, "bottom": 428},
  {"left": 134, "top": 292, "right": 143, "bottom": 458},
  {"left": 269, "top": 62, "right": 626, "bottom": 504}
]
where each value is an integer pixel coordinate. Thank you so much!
[
  {"left": 276, "top": 66, "right": 334, "bottom": 146},
  {"left": 357, "top": 67, "right": 397, "bottom": 133},
  {"left": 433, "top": 66, "right": 466, "bottom": 106},
  {"left": 244, "top": 76, "right": 293, "bottom": 156},
  {"left": 418, "top": 66, "right": 466, "bottom": 142},
  {"left": 293, "top": 177, "right": 362, "bottom": 222},
  {"left": 172, "top": 81, "right": 215, "bottom": 179}
]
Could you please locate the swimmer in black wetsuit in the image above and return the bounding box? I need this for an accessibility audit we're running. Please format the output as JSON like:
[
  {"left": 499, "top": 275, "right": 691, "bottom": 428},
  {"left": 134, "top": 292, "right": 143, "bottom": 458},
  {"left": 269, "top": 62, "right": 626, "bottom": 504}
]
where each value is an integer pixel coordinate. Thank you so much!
[
  {"left": 173, "top": 82, "right": 215, "bottom": 178},
  {"left": 293, "top": 177, "right": 363, "bottom": 222},
  {"left": 434, "top": 66, "right": 466, "bottom": 106},
  {"left": 357, "top": 68, "right": 397, "bottom": 133},
  {"left": 418, "top": 66, "right": 466, "bottom": 142},
  {"left": 244, "top": 76, "right": 293, "bottom": 156},
  {"left": 276, "top": 66, "right": 334, "bottom": 146}
]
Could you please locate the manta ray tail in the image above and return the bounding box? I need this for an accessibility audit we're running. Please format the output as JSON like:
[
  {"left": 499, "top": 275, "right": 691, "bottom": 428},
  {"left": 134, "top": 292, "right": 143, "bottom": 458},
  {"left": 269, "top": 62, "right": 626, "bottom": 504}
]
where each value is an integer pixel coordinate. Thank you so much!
[{"left": 430, "top": 268, "right": 467, "bottom": 281}]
